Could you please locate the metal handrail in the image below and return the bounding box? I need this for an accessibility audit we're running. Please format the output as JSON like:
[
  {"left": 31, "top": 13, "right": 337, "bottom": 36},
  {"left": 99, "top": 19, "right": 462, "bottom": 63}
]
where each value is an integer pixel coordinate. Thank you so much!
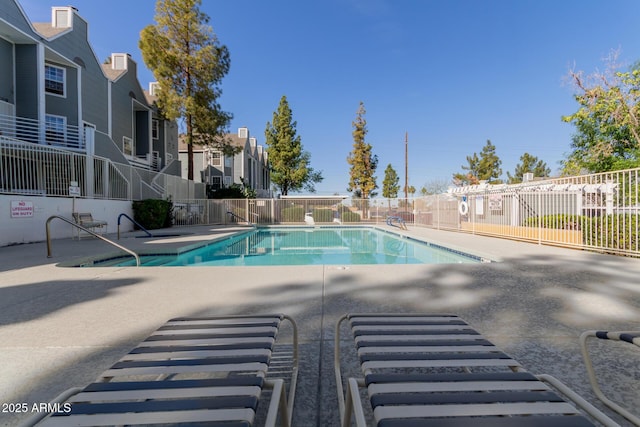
[
  {"left": 227, "top": 211, "right": 255, "bottom": 227},
  {"left": 46, "top": 215, "right": 140, "bottom": 267},
  {"left": 117, "top": 213, "right": 152, "bottom": 240}
]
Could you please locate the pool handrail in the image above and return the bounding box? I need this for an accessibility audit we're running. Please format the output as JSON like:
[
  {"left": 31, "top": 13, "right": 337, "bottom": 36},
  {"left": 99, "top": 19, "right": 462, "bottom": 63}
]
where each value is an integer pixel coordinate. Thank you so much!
[
  {"left": 46, "top": 215, "right": 140, "bottom": 267},
  {"left": 386, "top": 215, "right": 407, "bottom": 230},
  {"left": 227, "top": 210, "right": 256, "bottom": 227},
  {"left": 117, "top": 213, "right": 152, "bottom": 240}
]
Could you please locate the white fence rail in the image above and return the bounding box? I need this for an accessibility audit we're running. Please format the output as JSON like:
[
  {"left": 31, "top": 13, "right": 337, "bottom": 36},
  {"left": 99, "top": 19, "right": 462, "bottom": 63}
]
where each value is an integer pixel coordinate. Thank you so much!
[
  {"left": 0, "top": 137, "right": 203, "bottom": 201},
  {"left": 0, "top": 112, "right": 83, "bottom": 150},
  {"left": 172, "top": 169, "right": 640, "bottom": 257}
]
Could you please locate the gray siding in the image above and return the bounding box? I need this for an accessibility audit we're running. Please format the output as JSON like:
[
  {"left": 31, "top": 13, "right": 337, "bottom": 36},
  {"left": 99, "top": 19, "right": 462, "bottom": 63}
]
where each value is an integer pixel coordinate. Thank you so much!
[
  {"left": 110, "top": 59, "right": 149, "bottom": 155},
  {"left": 0, "top": 0, "right": 37, "bottom": 36},
  {"left": 45, "top": 63, "right": 79, "bottom": 126},
  {"left": 14, "top": 44, "right": 37, "bottom": 119},
  {"left": 0, "top": 38, "right": 13, "bottom": 102},
  {"left": 44, "top": 13, "right": 109, "bottom": 132}
]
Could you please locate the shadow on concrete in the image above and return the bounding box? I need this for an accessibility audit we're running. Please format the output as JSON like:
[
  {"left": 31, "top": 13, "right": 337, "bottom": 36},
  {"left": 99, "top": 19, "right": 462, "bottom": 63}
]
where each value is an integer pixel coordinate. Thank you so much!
[
  {"left": 0, "top": 277, "right": 144, "bottom": 326},
  {"left": 2, "top": 250, "right": 639, "bottom": 426}
]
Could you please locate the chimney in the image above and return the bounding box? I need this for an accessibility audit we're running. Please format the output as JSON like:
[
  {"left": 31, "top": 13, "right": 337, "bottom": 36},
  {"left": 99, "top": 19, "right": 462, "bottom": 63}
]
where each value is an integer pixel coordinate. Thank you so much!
[
  {"left": 111, "top": 53, "right": 129, "bottom": 71},
  {"left": 52, "top": 6, "right": 76, "bottom": 29}
]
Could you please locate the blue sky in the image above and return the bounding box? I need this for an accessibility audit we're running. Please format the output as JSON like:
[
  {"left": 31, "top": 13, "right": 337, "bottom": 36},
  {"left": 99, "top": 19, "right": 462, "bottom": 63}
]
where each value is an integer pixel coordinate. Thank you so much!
[{"left": 19, "top": 0, "right": 640, "bottom": 195}]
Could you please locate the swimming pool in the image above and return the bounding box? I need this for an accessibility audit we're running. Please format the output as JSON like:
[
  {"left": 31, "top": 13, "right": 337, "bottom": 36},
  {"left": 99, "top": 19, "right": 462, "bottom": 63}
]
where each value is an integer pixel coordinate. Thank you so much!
[{"left": 90, "top": 227, "right": 484, "bottom": 267}]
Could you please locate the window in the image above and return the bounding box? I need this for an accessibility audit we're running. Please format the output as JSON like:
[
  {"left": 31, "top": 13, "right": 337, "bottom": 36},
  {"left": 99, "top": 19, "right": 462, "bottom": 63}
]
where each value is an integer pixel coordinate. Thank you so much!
[
  {"left": 152, "top": 119, "right": 159, "bottom": 140},
  {"left": 224, "top": 176, "right": 231, "bottom": 186},
  {"left": 225, "top": 156, "right": 232, "bottom": 167},
  {"left": 45, "top": 65, "right": 65, "bottom": 96},
  {"left": 123, "top": 136, "right": 133, "bottom": 156},
  {"left": 45, "top": 115, "right": 66, "bottom": 144},
  {"left": 211, "top": 151, "right": 221, "bottom": 166},
  {"left": 211, "top": 176, "right": 221, "bottom": 189}
]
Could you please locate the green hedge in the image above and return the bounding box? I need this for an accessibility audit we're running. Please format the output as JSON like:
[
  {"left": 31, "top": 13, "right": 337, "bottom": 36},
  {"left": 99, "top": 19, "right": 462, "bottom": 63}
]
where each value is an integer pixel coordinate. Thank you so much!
[
  {"left": 312, "top": 208, "right": 334, "bottom": 222},
  {"left": 585, "top": 214, "right": 639, "bottom": 251},
  {"left": 281, "top": 206, "right": 305, "bottom": 222},
  {"left": 524, "top": 213, "right": 639, "bottom": 252},
  {"left": 132, "top": 199, "right": 173, "bottom": 230},
  {"left": 341, "top": 211, "right": 361, "bottom": 222},
  {"left": 522, "top": 214, "right": 584, "bottom": 230}
]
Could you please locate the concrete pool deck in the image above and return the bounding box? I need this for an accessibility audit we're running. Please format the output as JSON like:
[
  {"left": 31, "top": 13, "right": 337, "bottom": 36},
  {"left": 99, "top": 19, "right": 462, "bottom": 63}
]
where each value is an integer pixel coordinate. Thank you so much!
[{"left": 0, "top": 224, "right": 639, "bottom": 426}]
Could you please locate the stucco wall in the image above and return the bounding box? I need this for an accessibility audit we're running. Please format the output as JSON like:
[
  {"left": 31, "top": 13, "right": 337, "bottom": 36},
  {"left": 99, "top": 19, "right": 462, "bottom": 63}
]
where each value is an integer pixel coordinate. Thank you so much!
[{"left": 0, "top": 195, "right": 132, "bottom": 246}]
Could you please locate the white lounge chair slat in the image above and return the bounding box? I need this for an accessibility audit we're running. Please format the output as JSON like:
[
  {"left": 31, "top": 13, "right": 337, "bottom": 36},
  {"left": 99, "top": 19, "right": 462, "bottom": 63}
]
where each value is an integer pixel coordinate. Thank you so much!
[
  {"left": 373, "top": 402, "right": 581, "bottom": 419},
  {"left": 121, "top": 348, "right": 271, "bottom": 360},
  {"left": 40, "top": 408, "right": 255, "bottom": 427},
  {"left": 349, "top": 316, "right": 462, "bottom": 323},
  {"left": 68, "top": 385, "right": 261, "bottom": 402},
  {"left": 166, "top": 317, "right": 281, "bottom": 326},
  {"left": 102, "top": 362, "right": 268, "bottom": 377},
  {"left": 353, "top": 324, "right": 473, "bottom": 332},
  {"left": 362, "top": 358, "right": 520, "bottom": 370},
  {"left": 151, "top": 326, "right": 278, "bottom": 336},
  {"left": 368, "top": 380, "right": 551, "bottom": 394},
  {"left": 358, "top": 345, "right": 499, "bottom": 354},
  {"left": 355, "top": 334, "right": 483, "bottom": 342},
  {"left": 139, "top": 337, "right": 275, "bottom": 347}
]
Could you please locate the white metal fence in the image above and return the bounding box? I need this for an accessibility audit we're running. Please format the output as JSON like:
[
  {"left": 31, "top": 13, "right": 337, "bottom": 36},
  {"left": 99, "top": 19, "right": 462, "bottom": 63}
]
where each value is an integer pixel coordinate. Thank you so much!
[
  {"left": 3, "top": 134, "right": 639, "bottom": 256},
  {"left": 0, "top": 113, "right": 83, "bottom": 150},
  {"left": 172, "top": 169, "right": 640, "bottom": 257},
  {"left": 0, "top": 137, "right": 204, "bottom": 201}
]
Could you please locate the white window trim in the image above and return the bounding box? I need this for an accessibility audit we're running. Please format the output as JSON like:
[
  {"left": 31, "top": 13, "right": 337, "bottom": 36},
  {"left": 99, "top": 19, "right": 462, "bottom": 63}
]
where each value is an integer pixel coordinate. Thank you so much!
[
  {"left": 44, "top": 64, "right": 66, "bottom": 98},
  {"left": 152, "top": 119, "right": 159, "bottom": 140},
  {"left": 211, "top": 151, "right": 222, "bottom": 166},
  {"left": 45, "top": 114, "right": 66, "bottom": 145}
]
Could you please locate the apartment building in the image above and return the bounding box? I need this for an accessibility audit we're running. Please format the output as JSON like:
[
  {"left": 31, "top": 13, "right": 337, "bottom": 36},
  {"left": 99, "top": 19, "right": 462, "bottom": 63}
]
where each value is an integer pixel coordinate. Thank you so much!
[
  {"left": 0, "top": 0, "right": 179, "bottom": 184},
  {"left": 179, "top": 127, "right": 271, "bottom": 198}
]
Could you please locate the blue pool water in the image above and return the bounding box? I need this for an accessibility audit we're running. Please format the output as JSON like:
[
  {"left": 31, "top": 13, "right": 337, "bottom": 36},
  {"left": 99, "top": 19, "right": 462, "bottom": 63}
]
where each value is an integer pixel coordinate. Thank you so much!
[{"left": 94, "top": 227, "right": 482, "bottom": 267}]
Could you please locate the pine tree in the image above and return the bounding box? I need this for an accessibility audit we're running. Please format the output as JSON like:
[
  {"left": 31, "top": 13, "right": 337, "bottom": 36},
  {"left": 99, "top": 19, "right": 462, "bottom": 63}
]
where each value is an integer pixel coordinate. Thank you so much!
[
  {"left": 382, "top": 164, "right": 400, "bottom": 210},
  {"left": 347, "top": 101, "right": 378, "bottom": 201},
  {"left": 507, "top": 153, "right": 551, "bottom": 183},
  {"left": 453, "top": 140, "right": 502, "bottom": 185},
  {"left": 140, "top": 0, "right": 232, "bottom": 181},
  {"left": 264, "top": 96, "right": 322, "bottom": 195}
]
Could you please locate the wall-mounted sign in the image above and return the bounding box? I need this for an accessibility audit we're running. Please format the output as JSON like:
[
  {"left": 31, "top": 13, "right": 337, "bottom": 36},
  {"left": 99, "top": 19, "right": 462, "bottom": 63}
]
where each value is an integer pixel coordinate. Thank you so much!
[{"left": 10, "top": 200, "right": 34, "bottom": 218}]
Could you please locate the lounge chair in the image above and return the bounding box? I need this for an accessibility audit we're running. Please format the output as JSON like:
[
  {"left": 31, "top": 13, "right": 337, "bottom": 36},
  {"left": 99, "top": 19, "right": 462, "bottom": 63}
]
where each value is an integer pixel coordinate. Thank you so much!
[
  {"left": 335, "top": 313, "right": 619, "bottom": 427},
  {"left": 580, "top": 330, "right": 640, "bottom": 426},
  {"left": 24, "top": 314, "right": 298, "bottom": 427}
]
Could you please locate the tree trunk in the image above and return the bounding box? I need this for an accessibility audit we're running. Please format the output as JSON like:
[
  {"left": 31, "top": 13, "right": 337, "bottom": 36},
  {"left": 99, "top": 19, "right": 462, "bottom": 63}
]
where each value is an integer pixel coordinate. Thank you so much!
[{"left": 187, "top": 114, "right": 193, "bottom": 181}]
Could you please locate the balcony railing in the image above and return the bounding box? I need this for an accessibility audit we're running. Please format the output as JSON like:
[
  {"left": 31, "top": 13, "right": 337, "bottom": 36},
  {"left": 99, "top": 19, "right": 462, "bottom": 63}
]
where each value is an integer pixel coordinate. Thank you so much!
[{"left": 0, "top": 113, "right": 84, "bottom": 151}]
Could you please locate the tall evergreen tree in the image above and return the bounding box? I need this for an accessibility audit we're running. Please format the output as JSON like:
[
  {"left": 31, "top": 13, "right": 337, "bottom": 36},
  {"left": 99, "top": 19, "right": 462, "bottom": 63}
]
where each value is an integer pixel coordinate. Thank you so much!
[
  {"left": 382, "top": 164, "right": 400, "bottom": 210},
  {"left": 140, "top": 0, "right": 233, "bottom": 181},
  {"left": 264, "top": 95, "right": 322, "bottom": 195},
  {"left": 347, "top": 102, "right": 378, "bottom": 202},
  {"left": 507, "top": 153, "right": 551, "bottom": 183},
  {"left": 453, "top": 140, "right": 502, "bottom": 185}
]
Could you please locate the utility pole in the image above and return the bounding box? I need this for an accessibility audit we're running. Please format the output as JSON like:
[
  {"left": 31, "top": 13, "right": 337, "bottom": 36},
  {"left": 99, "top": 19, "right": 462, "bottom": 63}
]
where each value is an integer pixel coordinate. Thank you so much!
[{"left": 404, "top": 131, "right": 408, "bottom": 203}]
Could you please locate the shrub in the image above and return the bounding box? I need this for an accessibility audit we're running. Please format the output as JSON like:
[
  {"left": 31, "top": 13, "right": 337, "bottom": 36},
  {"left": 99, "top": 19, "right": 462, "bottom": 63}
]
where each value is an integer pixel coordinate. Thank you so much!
[
  {"left": 584, "top": 214, "right": 639, "bottom": 251},
  {"left": 281, "top": 206, "right": 305, "bottom": 222},
  {"left": 312, "top": 208, "right": 334, "bottom": 222},
  {"left": 522, "top": 214, "right": 584, "bottom": 230},
  {"left": 132, "top": 199, "right": 173, "bottom": 230},
  {"left": 342, "top": 211, "right": 361, "bottom": 222}
]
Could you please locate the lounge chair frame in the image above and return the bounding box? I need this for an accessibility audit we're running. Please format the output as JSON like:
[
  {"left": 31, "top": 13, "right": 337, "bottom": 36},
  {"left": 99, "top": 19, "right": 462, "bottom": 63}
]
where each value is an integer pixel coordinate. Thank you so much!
[
  {"left": 580, "top": 330, "right": 640, "bottom": 426},
  {"left": 22, "top": 314, "right": 298, "bottom": 427},
  {"left": 335, "top": 313, "right": 619, "bottom": 427}
]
